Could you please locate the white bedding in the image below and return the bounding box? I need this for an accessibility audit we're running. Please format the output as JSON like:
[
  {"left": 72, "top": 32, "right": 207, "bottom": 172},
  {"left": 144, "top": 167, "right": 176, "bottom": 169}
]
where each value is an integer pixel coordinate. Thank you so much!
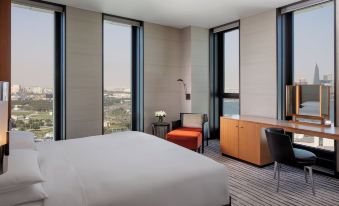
[{"left": 36, "top": 131, "right": 229, "bottom": 206}]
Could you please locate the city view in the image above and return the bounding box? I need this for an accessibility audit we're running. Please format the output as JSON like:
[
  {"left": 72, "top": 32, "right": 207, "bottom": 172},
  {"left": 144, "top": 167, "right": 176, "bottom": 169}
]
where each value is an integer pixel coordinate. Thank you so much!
[
  {"left": 11, "top": 84, "right": 54, "bottom": 141},
  {"left": 103, "top": 88, "right": 131, "bottom": 134},
  {"left": 11, "top": 85, "right": 132, "bottom": 140}
]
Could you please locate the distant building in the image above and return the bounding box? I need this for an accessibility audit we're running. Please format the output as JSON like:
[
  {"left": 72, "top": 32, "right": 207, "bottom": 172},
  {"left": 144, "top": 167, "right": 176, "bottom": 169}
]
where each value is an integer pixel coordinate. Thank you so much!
[
  {"left": 313, "top": 64, "right": 320, "bottom": 84},
  {"left": 32, "top": 87, "right": 43, "bottom": 94},
  {"left": 323, "top": 74, "right": 334, "bottom": 81},
  {"left": 297, "top": 78, "right": 308, "bottom": 85},
  {"left": 11, "top": 84, "right": 21, "bottom": 94},
  {"left": 112, "top": 93, "right": 131, "bottom": 98}
]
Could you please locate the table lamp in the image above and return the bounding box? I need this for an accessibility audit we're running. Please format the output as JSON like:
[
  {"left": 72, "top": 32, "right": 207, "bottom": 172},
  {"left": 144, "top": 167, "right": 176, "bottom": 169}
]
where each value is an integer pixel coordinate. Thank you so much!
[{"left": 0, "top": 81, "right": 9, "bottom": 175}]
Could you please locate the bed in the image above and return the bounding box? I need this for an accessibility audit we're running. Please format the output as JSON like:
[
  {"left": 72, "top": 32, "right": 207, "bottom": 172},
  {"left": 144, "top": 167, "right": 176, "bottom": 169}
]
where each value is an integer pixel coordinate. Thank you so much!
[{"left": 19, "top": 131, "right": 230, "bottom": 206}]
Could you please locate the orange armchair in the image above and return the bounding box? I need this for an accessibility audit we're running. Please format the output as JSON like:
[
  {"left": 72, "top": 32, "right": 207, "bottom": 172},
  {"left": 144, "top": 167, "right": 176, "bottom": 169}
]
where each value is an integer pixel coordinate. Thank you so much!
[{"left": 166, "top": 113, "right": 208, "bottom": 153}]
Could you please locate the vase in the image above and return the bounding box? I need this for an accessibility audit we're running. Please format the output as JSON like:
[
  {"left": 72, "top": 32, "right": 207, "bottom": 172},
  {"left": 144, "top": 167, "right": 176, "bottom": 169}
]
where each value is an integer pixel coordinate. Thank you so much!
[{"left": 158, "top": 116, "right": 163, "bottom": 123}]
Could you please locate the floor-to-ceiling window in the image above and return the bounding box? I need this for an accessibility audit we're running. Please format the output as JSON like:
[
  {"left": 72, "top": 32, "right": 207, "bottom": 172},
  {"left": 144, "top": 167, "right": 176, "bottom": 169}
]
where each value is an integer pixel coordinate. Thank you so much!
[
  {"left": 209, "top": 22, "right": 240, "bottom": 139},
  {"left": 223, "top": 28, "right": 240, "bottom": 116},
  {"left": 103, "top": 15, "right": 143, "bottom": 134},
  {"left": 278, "top": 0, "right": 335, "bottom": 171},
  {"left": 292, "top": 1, "right": 335, "bottom": 151},
  {"left": 103, "top": 20, "right": 132, "bottom": 134},
  {"left": 11, "top": 1, "right": 64, "bottom": 141}
]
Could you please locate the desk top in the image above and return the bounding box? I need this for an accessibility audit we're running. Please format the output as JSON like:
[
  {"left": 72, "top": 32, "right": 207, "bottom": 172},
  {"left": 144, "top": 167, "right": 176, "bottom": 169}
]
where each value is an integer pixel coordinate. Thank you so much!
[{"left": 221, "top": 115, "right": 339, "bottom": 140}]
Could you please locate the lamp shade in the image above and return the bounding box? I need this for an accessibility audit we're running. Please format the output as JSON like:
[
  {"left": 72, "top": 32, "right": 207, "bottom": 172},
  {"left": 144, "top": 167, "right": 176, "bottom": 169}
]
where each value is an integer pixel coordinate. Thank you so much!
[{"left": 0, "top": 81, "right": 9, "bottom": 175}]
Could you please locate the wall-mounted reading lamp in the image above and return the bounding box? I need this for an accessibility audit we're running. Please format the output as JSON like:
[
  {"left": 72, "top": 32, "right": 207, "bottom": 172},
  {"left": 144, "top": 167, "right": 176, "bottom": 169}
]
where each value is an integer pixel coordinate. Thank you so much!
[
  {"left": 177, "top": 79, "right": 190, "bottom": 100},
  {"left": 0, "top": 81, "right": 9, "bottom": 175}
]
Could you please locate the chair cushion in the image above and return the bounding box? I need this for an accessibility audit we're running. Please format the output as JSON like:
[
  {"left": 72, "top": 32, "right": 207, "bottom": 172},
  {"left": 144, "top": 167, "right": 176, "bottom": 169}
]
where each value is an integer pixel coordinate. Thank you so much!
[
  {"left": 166, "top": 130, "right": 202, "bottom": 150},
  {"left": 293, "top": 148, "right": 316, "bottom": 165},
  {"left": 175, "top": 127, "right": 202, "bottom": 133},
  {"left": 182, "top": 114, "right": 204, "bottom": 128}
]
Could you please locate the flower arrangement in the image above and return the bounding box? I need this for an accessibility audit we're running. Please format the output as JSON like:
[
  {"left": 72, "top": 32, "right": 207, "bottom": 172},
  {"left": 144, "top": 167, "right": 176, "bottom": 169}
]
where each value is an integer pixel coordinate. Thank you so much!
[{"left": 155, "top": 111, "right": 167, "bottom": 122}]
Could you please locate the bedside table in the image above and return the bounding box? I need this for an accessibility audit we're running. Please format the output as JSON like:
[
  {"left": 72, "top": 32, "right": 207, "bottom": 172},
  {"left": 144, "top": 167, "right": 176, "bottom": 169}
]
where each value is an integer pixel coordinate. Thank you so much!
[{"left": 152, "top": 122, "right": 170, "bottom": 138}]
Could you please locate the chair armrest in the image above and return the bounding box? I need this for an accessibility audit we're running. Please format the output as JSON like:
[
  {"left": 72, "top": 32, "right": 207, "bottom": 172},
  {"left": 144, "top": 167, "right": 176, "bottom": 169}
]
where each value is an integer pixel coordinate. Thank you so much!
[{"left": 172, "top": 120, "right": 181, "bottom": 130}]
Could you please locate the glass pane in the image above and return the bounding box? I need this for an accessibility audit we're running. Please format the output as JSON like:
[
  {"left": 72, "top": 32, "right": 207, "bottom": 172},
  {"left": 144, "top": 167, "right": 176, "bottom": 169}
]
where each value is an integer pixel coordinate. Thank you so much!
[
  {"left": 11, "top": 4, "right": 55, "bottom": 141},
  {"left": 224, "top": 29, "right": 239, "bottom": 93},
  {"left": 293, "top": 2, "right": 334, "bottom": 150},
  {"left": 223, "top": 98, "right": 239, "bottom": 116},
  {"left": 103, "top": 21, "right": 132, "bottom": 134},
  {"left": 294, "top": 133, "right": 335, "bottom": 151}
]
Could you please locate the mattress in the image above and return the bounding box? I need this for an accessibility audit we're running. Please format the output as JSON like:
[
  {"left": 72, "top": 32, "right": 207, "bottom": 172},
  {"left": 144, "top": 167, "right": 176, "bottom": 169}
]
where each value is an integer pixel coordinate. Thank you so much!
[{"left": 36, "top": 131, "right": 229, "bottom": 206}]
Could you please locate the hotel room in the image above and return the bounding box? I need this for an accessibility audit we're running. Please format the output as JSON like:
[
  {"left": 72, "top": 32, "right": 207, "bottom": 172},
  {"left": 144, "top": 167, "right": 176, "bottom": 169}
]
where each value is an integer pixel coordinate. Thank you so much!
[{"left": 0, "top": 0, "right": 339, "bottom": 205}]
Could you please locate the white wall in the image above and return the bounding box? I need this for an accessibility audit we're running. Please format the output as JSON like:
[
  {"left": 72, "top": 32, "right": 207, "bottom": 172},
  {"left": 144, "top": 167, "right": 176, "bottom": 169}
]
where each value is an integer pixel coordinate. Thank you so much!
[
  {"left": 240, "top": 10, "right": 277, "bottom": 118},
  {"left": 65, "top": 7, "right": 103, "bottom": 139},
  {"left": 143, "top": 24, "right": 210, "bottom": 134},
  {"left": 143, "top": 22, "right": 188, "bottom": 133}
]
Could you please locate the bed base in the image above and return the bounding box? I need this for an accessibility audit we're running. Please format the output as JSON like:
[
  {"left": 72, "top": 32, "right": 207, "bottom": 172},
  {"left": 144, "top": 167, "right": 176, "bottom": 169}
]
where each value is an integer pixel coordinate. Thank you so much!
[{"left": 223, "top": 196, "right": 231, "bottom": 206}]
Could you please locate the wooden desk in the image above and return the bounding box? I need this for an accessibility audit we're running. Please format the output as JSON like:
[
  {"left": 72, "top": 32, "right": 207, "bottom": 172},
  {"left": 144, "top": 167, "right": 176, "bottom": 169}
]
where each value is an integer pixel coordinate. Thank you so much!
[{"left": 220, "top": 115, "right": 339, "bottom": 166}]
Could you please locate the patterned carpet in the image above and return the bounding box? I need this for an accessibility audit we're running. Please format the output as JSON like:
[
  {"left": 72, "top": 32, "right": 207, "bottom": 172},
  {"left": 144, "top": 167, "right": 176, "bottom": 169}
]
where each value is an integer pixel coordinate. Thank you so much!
[{"left": 204, "top": 140, "right": 339, "bottom": 206}]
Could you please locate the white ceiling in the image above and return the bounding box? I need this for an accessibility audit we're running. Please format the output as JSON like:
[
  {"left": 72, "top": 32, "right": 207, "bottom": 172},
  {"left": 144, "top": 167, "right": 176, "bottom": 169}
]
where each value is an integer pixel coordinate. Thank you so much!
[{"left": 46, "top": 0, "right": 299, "bottom": 28}]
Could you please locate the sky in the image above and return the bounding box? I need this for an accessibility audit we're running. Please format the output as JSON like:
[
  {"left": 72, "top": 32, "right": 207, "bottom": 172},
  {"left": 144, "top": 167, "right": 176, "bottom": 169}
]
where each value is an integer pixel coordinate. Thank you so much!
[
  {"left": 11, "top": 5, "right": 54, "bottom": 88},
  {"left": 103, "top": 21, "right": 131, "bottom": 90},
  {"left": 224, "top": 29, "right": 239, "bottom": 92},
  {"left": 293, "top": 2, "right": 334, "bottom": 84},
  {"left": 11, "top": 5, "right": 132, "bottom": 90}
]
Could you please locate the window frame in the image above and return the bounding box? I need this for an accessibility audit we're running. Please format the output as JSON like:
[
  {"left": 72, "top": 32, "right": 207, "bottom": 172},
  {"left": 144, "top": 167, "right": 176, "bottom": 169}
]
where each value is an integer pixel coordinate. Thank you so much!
[
  {"left": 11, "top": 0, "right": 65, "bottom": 141},
  {"left": 102, "top": 14, "right": 144, "bottom": 134},
  {"left": 277, "top": 0, "right": 337, "bottom": 172},
  {"left": 209, "top": 21, "right": 240, "bottom": 139}
]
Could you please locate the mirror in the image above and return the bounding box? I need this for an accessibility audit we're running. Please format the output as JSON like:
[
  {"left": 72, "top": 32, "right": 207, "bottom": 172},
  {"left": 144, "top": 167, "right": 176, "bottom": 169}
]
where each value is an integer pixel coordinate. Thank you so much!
[
  {"left": 286, "top": 84, "right": 330, "bottom": 120},
  {"left": 299, "top": 85, "right": 320, "bottom": 117}
]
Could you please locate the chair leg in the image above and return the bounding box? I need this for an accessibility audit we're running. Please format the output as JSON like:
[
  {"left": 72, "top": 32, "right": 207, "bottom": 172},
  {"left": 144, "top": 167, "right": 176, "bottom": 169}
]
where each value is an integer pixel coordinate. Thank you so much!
[
  {"left": 304, "top": 167, "right": 308, "bottom": 183},
  {"left": 276, "top": 163, "right": 281, "bottom": 192},
  {"left": 307, "top": 166, "right": 315, "bottom": 196},
  {"left": 202, "top": 141, "right": 204, "bottom": 154},
  {"left": 206, "top": 137, "right": 209, "bottom": 146},
  {"left": 273, "top": 161, "right": 278, "bottom": 180}
]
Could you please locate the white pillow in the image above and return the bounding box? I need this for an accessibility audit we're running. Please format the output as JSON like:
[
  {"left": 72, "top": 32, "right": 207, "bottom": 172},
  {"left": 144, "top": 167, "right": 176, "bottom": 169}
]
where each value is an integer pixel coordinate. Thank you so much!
[
  {"left": 0, "top": 150, "right": 44, "bottom": 193},
  {"left": 9, "top": 131, "right": 37, "bottom": 151},
  {"left": 0, "top": 183, "right": 47, "bottom": 206},
  {"left": 182, "top": 114, "right": 203, "bottom": 128}
]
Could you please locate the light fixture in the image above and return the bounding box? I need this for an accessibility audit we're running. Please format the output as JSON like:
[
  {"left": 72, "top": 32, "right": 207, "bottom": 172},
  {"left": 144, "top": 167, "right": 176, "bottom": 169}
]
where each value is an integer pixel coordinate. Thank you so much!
[
  {"left": 177, "top": 79, "right": 190, "bottom": 100},
  {"left": 0, "top": 81, "right": 9, "bottom": 175}
]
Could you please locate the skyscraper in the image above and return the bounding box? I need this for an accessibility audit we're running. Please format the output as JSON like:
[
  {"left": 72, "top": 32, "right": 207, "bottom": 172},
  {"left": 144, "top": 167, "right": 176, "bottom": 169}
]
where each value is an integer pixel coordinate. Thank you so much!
[{"left": 313, "top": 64, "right": 320, "bottom": 84}]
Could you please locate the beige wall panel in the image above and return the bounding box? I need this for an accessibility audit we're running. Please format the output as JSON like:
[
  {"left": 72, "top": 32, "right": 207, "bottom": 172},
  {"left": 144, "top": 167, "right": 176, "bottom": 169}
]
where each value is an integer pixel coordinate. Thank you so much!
[
  {"left": 66, "top": 7, "right": 102, "bottom": 139},
  {"left": 240, "top": 10, "right": 277, "bottom": 119}
]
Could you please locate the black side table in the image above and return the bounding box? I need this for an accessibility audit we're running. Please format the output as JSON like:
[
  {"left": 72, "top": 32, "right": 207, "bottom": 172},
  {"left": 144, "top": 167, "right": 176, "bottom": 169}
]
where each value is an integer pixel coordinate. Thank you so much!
[{"left": 152, "top": 122, "right": 170, "bottom": 138}]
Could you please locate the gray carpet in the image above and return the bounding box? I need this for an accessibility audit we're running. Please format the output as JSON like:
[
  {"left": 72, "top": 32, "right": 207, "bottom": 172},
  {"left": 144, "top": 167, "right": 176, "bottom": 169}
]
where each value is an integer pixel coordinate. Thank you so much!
[{"left": 204, "top": 140, "right": 339, "bottom": 206}]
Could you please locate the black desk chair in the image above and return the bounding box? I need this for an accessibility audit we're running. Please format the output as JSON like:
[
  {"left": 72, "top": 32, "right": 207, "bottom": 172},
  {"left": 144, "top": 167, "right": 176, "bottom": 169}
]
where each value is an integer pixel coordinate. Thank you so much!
[{"left": 265, "top": 128, "right": 317, "bottom": 195}]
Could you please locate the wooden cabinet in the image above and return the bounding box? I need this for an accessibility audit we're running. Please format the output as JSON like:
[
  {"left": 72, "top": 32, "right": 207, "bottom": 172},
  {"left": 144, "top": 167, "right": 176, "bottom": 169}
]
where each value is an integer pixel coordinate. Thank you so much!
[
  {"left": 220, "top": 117, "right": 271, "bottom": 166},
  {"left": 238, "top": 121, "right": 260, "bottom": 165},
  {"left": 220, "top": 119, "right": 239, "bottom": 158}
]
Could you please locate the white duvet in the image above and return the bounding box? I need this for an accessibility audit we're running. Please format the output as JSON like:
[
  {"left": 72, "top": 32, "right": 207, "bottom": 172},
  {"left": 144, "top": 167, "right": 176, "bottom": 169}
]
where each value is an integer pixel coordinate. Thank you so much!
[{"left": 36, "top": 131, "right": 229, "bottom": 206}]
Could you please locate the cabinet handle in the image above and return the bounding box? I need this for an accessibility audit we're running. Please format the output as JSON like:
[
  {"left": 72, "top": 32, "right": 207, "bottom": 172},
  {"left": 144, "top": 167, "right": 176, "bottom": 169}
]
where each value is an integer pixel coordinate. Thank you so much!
[
  {"left": 235, "top": 125, "right": 239, "bottom": 128},
  {"left": 239, "top": 126, "right": 244, "bottom": 128}
]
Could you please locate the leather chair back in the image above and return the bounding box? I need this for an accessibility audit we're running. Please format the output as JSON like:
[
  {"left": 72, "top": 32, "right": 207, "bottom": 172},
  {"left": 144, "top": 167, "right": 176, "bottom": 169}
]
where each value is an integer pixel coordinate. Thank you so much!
[{"left": 265, "top": 128, "right": 295, "bottom": 164}]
